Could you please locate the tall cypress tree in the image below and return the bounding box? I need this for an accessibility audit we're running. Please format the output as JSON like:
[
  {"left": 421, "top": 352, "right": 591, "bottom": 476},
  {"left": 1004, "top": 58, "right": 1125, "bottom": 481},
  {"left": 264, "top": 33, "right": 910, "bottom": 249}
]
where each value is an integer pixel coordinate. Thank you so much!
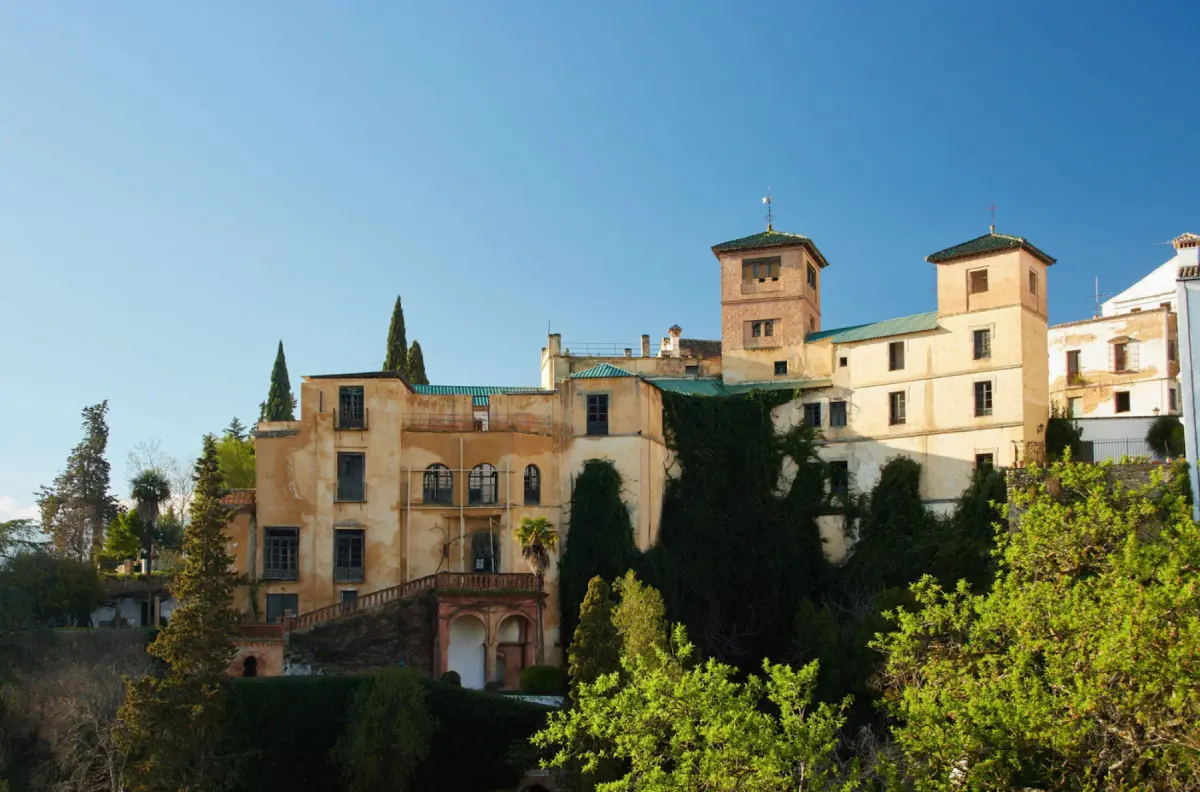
[
  {"left": 36, "top": 401, "right": 119, "bottom": 560},
  {"left": 260, "top": 341, "right": 295, "bottom": 422},
  {"left": 383, "top": 296, "right": 408, "bottom": 376},
  {"left": 407, "top": 340, "right": 429, "bottom": 385}
]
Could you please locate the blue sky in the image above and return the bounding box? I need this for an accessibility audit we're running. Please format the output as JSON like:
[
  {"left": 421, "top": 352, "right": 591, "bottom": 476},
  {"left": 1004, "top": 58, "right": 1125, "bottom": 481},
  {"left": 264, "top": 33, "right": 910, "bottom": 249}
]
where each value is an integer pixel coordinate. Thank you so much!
[{"left": 2, "top": 1, "right": 1198, "bottom": 519}]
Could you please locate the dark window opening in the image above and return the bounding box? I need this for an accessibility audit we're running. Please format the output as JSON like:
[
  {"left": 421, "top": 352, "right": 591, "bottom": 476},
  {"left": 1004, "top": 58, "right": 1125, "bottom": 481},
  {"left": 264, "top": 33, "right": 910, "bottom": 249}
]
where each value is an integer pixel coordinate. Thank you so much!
[
  {"left": 975, "top": 453, "right": 994, "bottom": 469},
  {"left": 1067, "top": 350, "right": 1082, "bottom": 383},
  {"left": 889, "top": 391, "right": 906, "bottom": 425},
  {"left": 340, "top": 589, "right": 358, "bottom": 613},
  {"left": 969, "top": 269, "right": 989, "bottom": 294},
  {"left": 266, "top": 593, "right": 298, "bottom": 624},
  {"left": 1115, "top": 391, "right": 1131, "bottom": 413},
  {"left": 685, "top": 363, "right": 699, "bottom": 375},
  {"left": 242, "top": 656, "right": 258, "bottom": 677},
  {"left": 838, "top": 356, "right": 848, "bottom": 368},
  {"left": 973, "top": 329, "right": 991, "bottom": 360},
  {"left": 1169, "top": 339, "right": 1177, "bottom": 362},
  {"left": 751, "top": 322, "right": 762, "bottom": 338},
  {"left": 423, "top": 464, "right": 453, "bottom": 504},
  {"left": 1029, "top": 270, "right": 1038, "bottom": 296},
  {"left": 764, "top": 320, "right": 774, "bottom": 337},
  {"left": 1113, "top": 342, "right": 1129, "bottom": 373},
  {"left": 336, "top": 453, "right": 365, "bottom": 502},
  {"left": 472, "top": 531, "right": 500, "bottom": 573},
  {"left": 586, "top": 395, "right": 609, "bottom": 435},
  {"left": 334, "top": 529, "right": 365, "bottom": 583},
  {"left": 468, "top": 463, "right": 499, "bottom": 505},
  {"left": 774, "top": 360, "right": 788, "bottom": 376},
  {"left": 804, "top": 403, "right": 822, "bottom": 427},
  {"left": 830, "top": 400, "right": 847, "bottom": 427},
  {"left": 829, "top": 461, "right": 849, "bottom": 497},
  {"left": 742, "top": 257, "right": 781, "bottom": 282},
  {"left": 524, "top": 465, "right": 541, "bottom": 505},
  {"left": 889, "top": 341, "right": 905, "bottom": 371},
  {"left": 337, "top": 386, "right": 365, "bottom": 429},
  {"left": 807, "top": 263, "right": 817, "bottom": 289},
  {"left": 1170, "top": 387, "right": 1179, "bottom": 412},
  {"left": 974, "top": 381, "right": 993, "bottom": 417},
  {"left": 263, "top": 527, "right": 298, "bottom": 580}
]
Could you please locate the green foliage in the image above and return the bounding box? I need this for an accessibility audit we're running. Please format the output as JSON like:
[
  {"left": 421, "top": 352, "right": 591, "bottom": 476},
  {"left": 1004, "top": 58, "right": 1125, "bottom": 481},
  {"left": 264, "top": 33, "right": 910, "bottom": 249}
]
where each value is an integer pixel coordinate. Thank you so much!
[
  {"left": 1045, "top": 402, "right": 1083, "bottom": 460},
  {"left": 260, "top": 341, "right": 296, "bottom": 422},
  {"left": 383, "top": 295, "right": 409, "bottom": 376},
  {"left": 876, "top": 459, "right": 1200, "bottom": 790},
  {"left": 520, "top": 664, "right": 568, "bottom": 695},
  {"left": 331, "top": 667, "right": 437, "bottom": 792},
  {"left": 215, "top": 434, "right": 256, "bottom": 489},
  {"left": 612, "top": 571, "right": 668, "bottom": 669},
  {"left": 568, "top": 577, "right": 620, "bottom": 693},
  {"left": 1146, "top": 413, "right": 1185, "bottom": 457},
  {"left": 36, "top": 400, "right": 119, "bottom": 561},
  {"left": 439, "top": 670, "right": 462, "bottom": 687},
  {"left": 407, "top": 339, "right": 429, "bottom": 385},
  {"left": 0, "top": 548, "right": 103, "bottom": 629},
  {"left": 517, "top": 515, "right": 560, "bottom": 663},
  {"left": 102, "top": 510, "right": 145, "bottom": 561},
  {"left": 116, "top": 435, "right": 241, "bottom": 791},
  {"left": 0, "top": 518, "right": 39, "bottom": 559},
  {"left": 535, "top": 624, "right": 858, "bottom": 792},
  {"left": 224, "top": 417, "right": 248, "bottom": 441},
  {"left": 559, "top": 460, "right": 639, "bottom": 649}
]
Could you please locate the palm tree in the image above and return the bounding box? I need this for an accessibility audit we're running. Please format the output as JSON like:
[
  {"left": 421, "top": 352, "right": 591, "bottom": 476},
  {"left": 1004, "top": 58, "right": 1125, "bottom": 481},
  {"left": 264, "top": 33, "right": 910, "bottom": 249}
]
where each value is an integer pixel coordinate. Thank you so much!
[
  {"left": 515, "top": 516, "right": 559, "bottom": 664},
  {"left": 130, "top": 469, "right": 171, "bottom": 572}
]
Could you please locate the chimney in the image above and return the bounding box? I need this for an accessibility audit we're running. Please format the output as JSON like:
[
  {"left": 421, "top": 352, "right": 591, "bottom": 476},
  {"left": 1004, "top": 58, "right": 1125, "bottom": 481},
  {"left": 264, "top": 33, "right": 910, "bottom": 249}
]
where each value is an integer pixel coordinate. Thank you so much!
[
  {"left": 1174, "top": 233, "right": 1200, "bottom": 268},
  {"left": 665, "top": 325, "right": 683, "bottom": 358},
  {"left": 624, "top": 348, "right": 632, "bottom": 357},
  {"left": 548, "top": 333, "right": 562, "bottom": 357},
  {"left": 640, "top": 334, "right": 650, "bottom": 357}
]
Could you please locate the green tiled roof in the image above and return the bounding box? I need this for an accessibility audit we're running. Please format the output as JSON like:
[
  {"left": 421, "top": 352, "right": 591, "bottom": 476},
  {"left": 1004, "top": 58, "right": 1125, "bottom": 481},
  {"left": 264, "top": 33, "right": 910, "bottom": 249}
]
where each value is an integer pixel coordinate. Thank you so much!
[
  {"left": 571, "top": 363, "right": 636, "bottom": 379},
  {"left": 412, "top": 384, "right": 550, "bottom": 407},
  {"left": 926, "top": 232, "right": 1056, "bottom": 266},
  {"left": 725, "top": 377, "right": 832, "bottom": 395},
  {"left": 711, "top": 229, "right": 830, "bottom": 268},
  {"left": 806, "top": 311, "right": 939, "bottom": 344},
  {"left": 645, "top": 377, "right": 831, "bottom": 397}
]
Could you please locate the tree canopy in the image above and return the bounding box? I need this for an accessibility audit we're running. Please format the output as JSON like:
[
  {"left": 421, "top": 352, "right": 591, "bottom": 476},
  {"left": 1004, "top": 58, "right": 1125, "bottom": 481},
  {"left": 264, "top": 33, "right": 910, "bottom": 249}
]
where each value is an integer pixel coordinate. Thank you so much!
[
  {"left": 383, "top": 296, "right": 408, "bottom": 376},
  {"left": 215, "top": 433, "right": 256, "bottom": 489},
  {"left": 260, "top": 341, "right": 296, "bottom": 422},
  {"left": 407, "top": 340, "right": 429, "bottom": 385}
]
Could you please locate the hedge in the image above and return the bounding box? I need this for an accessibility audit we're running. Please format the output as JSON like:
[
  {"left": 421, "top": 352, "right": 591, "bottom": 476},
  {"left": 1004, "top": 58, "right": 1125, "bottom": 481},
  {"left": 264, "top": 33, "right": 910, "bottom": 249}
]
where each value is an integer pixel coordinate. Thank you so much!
[
  {"left": 222, "top": 676, "right": 552, "bottom": 792},
  {"left": 519, "top": 664, "right": 567, "bottom": 695}
]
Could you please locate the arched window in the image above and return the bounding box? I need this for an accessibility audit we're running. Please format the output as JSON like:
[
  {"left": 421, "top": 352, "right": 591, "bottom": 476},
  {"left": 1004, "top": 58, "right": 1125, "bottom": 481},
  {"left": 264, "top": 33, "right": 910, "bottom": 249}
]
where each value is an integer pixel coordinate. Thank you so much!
[
  {"left": 423, "top": 464, "right": 453, "bottom": 505},
  {"left": 471, "top": 530, "right": 500, "bottom": 572},
  {"left": 523, "top": 465, "right": 540, "bottom": 505},
  {"left": 242, "top": 656, "right": 258, "bottom": 678},
  {"left": 468, "top": 463, "right": 498, "bottom": 505}
]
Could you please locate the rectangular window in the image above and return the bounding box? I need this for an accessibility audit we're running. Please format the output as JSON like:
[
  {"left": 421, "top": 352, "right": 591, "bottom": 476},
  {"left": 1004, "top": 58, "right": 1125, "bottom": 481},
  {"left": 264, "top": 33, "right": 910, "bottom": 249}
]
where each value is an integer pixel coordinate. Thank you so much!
[
  {"left": 974, "top": 381, "right": 993, "bottom": 417},
  {"left": 751, "top": 322, "right": 762, "bottom": 338},
  {"left": 266, "top": 593, "right": 298, "bottom": 624},
  {"left": 336, "top": 453, "right": 365, "bottom": 502},
  {"left": 829, "top": 400, "right": 847, "bottom": 427},
  {"left": 774, "top": 360, "right": 788, "bottom": 376},
  {"left": 804, "top": 403, "right": 822, "bottom": 427},
  {"left": 969, "top": 269, "right": 989, "bottom": 294},
  {"left": 340, "top": 590, "right": 358, "bottom": 611},
  {"left": 1066, "top": 350, "right": 1081, "bottom": 383},
  {"left": 1114, "top": 391, "right": 1131, "bottom": 413},
  {"left": 829, "top": 461, "right": 849, "bottom": 497},
  {"left": 742, "top": 257, "right": 781, "bottom": 282},
  {"left": 1029, "top": 270, "right": 1038, "bottom": 296},
  {"left": 1170, "top": 387, "right": 1179, "bottom": 412},
  {"left": 807, "top": 263, "right": 817, "bottom": 289},
  {"left": 975, "top": 453, "right": 994, "bottom": 469},
  {"left": 809, "top": 316, "right": 815, "bottom": 333},
  {"left": 1169, "top": 339, "right": 1177, "bottom": 362},
  {"left": 888, "top": 341, "right": 905, "bottom": 371},
  {"left": 838, "top": 356, "right": 847, "bottom": 368},
  {"left": 973, "top": 328, "right": 992, "bottom": 360},
  {"left": 586, "top": 394, "right": 609, "bottom": 435},
  {"left": 263, "top": 527, "right": 298, "bottom": 580},
  {"left": 1113, "top": 342, "right": 1129, "bottom": 373},
  {"left": 764, "top": 320, "right": 774, "bottom": 337},
  {"left": 337, "top": 386, "right": 365, "bottom": 429},
  {"left": 889, "top": 391, "right": 906, "bottom": 425},
  {"left": 1067, "top": 396, "right": 1081, "bottom": 417},
  {"left": 334, "top": 529, "right": 365, "bottom": 583}
]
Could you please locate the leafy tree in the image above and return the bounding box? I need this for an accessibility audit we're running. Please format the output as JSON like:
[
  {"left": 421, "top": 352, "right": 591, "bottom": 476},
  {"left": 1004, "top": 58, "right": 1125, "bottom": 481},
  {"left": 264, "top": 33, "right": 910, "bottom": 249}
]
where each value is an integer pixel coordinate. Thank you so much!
[
  {"left": 383, "top": 295, "right": 409, "bottom": 376},
  {"left": 224, "top": 417, "right": 248, "bottom": 442},
  {"left": 611, "top": 571, "right": 668, "bottom": 669},
  {"left": 840, "top": 457, "right": 938, "bottom": 592},
  {"left": 515, "top": 516, "right": 559, "bottom": 664},
  {"left": 0, "top": 518, "right": 38, "bottom": 559},
  {"left": 1045, "top": 402, "right": 1083, "bottom": 460},
  {"left": 116, "top": 435, "right": 240, "bottom": 792},
  {"left": 0, "top": 548, "right": 103, "bottom": 629},
  {"left": 1146, "top": 413, "right": 1184, "bottom": 458},
  {"left": 559, "top": 460, "right": 639, "bottom": 651},
  {"left": 407, "top": 340, "right": 429, "bottom": 385},
  {"left": 260, "top": 341, "right": 296, "bottom": 422},
  {"left": 102, "top": 510, "right": 145, "bottom": 561},
  {"left": 215, "top": 434, "right": 256, "bottom": 489},
  {"left": 36, "top": 401, "right": 119, "bottom": 561},
  {"left": 535, "top": 624, "right": 858, "bottom": 792},
  {"left": 568, "top": 577, "right": 620, "bottom": 693},
  {"left": 876, "top": 460, "right": 1200, "bottom": 791},
  {"left": 331, "top": 667, "right": 438, "bottom": 792}
]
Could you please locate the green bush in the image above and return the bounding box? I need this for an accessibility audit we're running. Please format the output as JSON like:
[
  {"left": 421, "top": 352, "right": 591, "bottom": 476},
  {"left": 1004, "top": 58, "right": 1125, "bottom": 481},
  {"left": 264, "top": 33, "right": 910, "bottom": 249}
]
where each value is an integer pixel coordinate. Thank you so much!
[
  {"left": 1146, "top": 414, "right": 1185, "bottom": 457},
  {"left": 520, "top": 664, "right": 567, "bottom": 695},
  {"left": 332, "top": 668, "right": 436, "bottom": 792},
  {"left": 439, "top": 670, "right": 461, "bottom": 687}
]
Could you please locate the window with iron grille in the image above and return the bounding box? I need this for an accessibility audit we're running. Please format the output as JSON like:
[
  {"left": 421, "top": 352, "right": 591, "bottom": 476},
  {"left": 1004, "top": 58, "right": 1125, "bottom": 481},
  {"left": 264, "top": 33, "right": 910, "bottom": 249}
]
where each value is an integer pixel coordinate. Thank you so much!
[
  {"left": 586, "top": 395, "right": 609, "bottom": 435},
  {"left": 266, "top": 593, "right": 298, "bottom": 624},
  {"left": 829, "top": 400, "right": 847, "bottom": 427},
  {"left": 337, "top": 386, "right": 365, "bottom": 429},
  {"left": 524, "top": 465, "right": 540, "bottom": 505},
  {"left": 829, "top": 461, "right": 849, "bottom": 497},
  {"left": 263, "top": 527, "right": 298, "bottom": 580},
  {"left": 974, "top": 381, "right": 993, "bottom": 417},
  {"left": 1113, "top": 342, "right": 1129, "bottom": 372},
  {"left": 764, "top": 320, "right": 774, "bottom": 337},
  {"left": 336, "top": 453, "right": 365, "bottom": 502},
  {"left": 807, "top": 263, "right": 817, "bottom": 289},
  {"left": 888, "top": 341, "right": 905, "bottom": 371},
  {"left": 751, "top": 322, "right": 762, "bottom": 338},
  {"left": 969, "top": 269, "right": 989, "bottom": 294},
  {"left": 423, "top": 464, "right": 453, "bottom": 504},
  {"left": 973, "top": 328, "right": 992, "bottom": 360},
  {"left": 1067, "top": 350, "right": 1082, "bottom": 383},
  {"left": 334, "top": 529, "right": 365, "bottom": 583},
  {"left": 469, "top": 464, "right": 499, "bottom": 505},
  {"left": 804, "top": 403, "right": 822, "bottom": 427},
  {"left": 774, "top": 360, "right": 787, "bottom": 376},
  {"left": 889, "top": 391, "right": 906, "bottom": 425},
  {"left": 1114, "top": 391, "right": 1131, "bottom": 413}
]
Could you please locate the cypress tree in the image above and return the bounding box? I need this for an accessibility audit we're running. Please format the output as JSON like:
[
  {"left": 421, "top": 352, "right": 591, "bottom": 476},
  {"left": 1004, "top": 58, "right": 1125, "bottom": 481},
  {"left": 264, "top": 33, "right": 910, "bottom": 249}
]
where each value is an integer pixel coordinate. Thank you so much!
[
  {"left": 407, "top": 340, "right": 429, "bottom": 385},
  {"left": 116, "top": 435, "right": 240, "bottom": 791},
  {"left": 261, "top": 341, "right": 295, "bottom": 422},
  {"left": 567, "top": 577, "right": 620, "bottom": 693},
  {"left": 383, "top": 296, "right": 408, "bottom": 376}
]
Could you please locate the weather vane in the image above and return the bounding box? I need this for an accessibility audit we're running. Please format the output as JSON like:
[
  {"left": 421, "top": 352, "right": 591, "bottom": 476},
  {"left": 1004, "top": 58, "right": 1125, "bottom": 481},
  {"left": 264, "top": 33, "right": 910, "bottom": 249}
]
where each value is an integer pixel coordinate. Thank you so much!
[
  {"left": 989, "top": 203, "right": 997, "bottom": 233},
  {"left": 763, "top": 188, "right": 774, "bottom": 232}
]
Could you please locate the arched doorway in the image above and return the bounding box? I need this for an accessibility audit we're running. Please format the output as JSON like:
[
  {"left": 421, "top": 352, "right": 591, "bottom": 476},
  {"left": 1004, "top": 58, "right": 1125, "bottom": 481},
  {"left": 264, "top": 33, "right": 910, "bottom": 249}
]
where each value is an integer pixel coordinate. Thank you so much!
[
  {"left": 242, "top": 656, "right": 258, "bottom": 678},
  {"left": 496, "top": 614, "right": 532, "bottom": 690},
  {"left": 447, "top": 614, "right": 486, "bottom": 689}
]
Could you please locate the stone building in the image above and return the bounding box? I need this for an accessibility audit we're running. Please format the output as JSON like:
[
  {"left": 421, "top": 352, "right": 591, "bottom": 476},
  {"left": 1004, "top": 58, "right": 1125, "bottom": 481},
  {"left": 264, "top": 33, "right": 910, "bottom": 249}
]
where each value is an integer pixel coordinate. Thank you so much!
[{"left": 228, "top": 221, "right": 1054, "bottom": 683}]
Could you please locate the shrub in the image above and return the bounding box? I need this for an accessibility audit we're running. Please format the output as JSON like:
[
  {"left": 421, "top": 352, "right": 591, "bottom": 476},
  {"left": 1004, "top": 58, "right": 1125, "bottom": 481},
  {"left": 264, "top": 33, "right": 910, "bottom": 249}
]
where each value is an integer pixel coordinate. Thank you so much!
[
  {"left": 1146, "top": 414, "right": 1184, "bottom": 458},
  {"left": 439, "top": 670, "right": 461, "bottom": 687},
  {"left": 332, "top": 667, "right": 436, "bottom": 792},
  {"left": 520, "top": 664, "right": 567, "bottom": 695}
]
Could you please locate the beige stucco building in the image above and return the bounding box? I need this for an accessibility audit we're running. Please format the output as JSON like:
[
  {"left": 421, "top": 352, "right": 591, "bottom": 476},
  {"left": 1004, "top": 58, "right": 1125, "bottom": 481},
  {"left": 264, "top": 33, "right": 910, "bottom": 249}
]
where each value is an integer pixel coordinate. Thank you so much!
[{"left": 228, "top": 222, "right": 1054, "bottom": 685}]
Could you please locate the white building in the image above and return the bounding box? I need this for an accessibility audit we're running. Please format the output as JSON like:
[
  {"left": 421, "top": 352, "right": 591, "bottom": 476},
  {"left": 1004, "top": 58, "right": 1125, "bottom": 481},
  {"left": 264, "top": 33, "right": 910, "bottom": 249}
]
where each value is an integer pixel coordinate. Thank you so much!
[{"left": 1175, "top": 262, "right": 1200, "bottom": 519}]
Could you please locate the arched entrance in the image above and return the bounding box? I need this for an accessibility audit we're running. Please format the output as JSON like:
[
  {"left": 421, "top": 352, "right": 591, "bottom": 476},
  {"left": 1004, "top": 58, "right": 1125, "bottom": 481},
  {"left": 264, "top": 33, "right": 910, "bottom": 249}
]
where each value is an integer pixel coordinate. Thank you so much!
[
  {"left": 242, "top": 656, "right": 258, "bottom": 678},
  {"left": 496, "top": 614, "right": 533, "bottom": 690},
  {"left": 447, "top": 614, "right": 487, "bottom": 689}
]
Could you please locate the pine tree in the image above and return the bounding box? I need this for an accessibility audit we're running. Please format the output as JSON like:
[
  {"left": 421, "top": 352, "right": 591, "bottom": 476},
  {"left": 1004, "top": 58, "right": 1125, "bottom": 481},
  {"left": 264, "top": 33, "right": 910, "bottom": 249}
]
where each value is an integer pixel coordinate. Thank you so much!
[
  {"left": 116, "top": 435, "right": 240, "bottom": 791},
  {"left": 407, "top": 340, "right": 429, "bottom": 385},
  {"left": 224, "top": 417, "right": 247, "bottom": 441},
  {"left": 568, "top": 577, "right": 620, "bottom": 694},
  {"left": 35, "top": 401, "right": 119, "bottom": 561},
  {"left": 261, "top": 341, "right": 295, "bottom": 422},
  {"left": 383, "top": 295, "right": 408, "bottom": 376}
]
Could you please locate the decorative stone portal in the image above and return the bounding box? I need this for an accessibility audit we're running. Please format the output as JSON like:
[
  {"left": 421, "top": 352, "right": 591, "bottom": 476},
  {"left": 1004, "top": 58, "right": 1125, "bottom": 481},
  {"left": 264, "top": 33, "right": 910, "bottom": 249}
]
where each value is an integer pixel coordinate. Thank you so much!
[
  {"left": 436, "top": 591, "right": 538, "bottom": 690},
  {"left": 446, "top": 614, "right": 487, "bottom": 689}
]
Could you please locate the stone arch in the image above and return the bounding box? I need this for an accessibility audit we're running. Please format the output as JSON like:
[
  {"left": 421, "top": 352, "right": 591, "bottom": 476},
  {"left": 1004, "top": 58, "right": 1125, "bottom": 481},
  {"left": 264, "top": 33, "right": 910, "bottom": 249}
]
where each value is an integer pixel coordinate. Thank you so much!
[
  {"left": 447, "top": 613, "right": 487, "bottom": 689},
  {"left": 496, "top": 613, "right": 534, "bottom": 690},
  {"left": 242, "top": 655, "right": 258, "bottom": 678}
]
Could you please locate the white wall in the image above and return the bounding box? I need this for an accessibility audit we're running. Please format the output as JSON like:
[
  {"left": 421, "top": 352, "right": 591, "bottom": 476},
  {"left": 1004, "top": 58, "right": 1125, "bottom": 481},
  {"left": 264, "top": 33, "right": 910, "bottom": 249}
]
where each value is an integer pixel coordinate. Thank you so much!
[{"left": 447, "top": 615, "right": 487, "bottom": 689}]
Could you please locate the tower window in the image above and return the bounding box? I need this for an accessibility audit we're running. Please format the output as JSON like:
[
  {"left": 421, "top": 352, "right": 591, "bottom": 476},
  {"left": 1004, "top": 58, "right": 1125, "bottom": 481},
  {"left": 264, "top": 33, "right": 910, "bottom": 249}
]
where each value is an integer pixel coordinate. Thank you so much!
[
  {"left": 586, "top": 394, "right": 609, "bottom": 435},
  {"left": 974, "top": 381, "right": 993, "bottom": 417},
  {"left": 807, "top": 264, "right": 817, "bottom": 289},
  {"left": 774, "top": 360, "right": 788, "bottom": 376},
  {"left": 764, "top": 320, "right": 774, "bottom": 337},
  {"left": 888, "top": 341, "right": 905, "bottom": 371},
  {"left": 1029, "top": 270, "right": 1038, "bottom": 296},
  {"left": 751, "top": 322, "right": 762, "bottom": 338},
  {"left": 336, "top": 453, "right": 366, "bottom": 502},
  {"left": 337, "top": 386, "right": 365, "bottom": 429},
  {"left": 742, "top": 257, "right": 781, "bottom": 282},
  {"left": 973, "top": 329, "right": 992, "bottom": 360},
  {"left": 969, "top": 269, "right": 989, "bottom": 294}
]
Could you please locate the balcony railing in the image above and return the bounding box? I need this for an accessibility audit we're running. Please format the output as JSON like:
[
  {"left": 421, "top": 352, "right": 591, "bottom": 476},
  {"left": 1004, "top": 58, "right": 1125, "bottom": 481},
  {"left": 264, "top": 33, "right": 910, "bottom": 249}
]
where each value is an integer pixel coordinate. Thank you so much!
[
  {"left": 564, "top": 343, "right": 655, "bottom": 358},
  {"left": 334, "top": 407, "right": 369, "bottom": 430},
  {"left": 403, "top": 413, "right": 553, "bottom": 436}
]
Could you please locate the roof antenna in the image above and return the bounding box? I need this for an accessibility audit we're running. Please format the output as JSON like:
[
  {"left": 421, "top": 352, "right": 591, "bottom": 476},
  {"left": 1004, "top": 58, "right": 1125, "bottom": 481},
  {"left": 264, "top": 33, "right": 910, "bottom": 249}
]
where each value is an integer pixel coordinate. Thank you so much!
[
  {"left": 989, "top": 203, "right": 997, "bottom": 234},
  {"left": 762, "top": 188, "right": 774, "bottom": 232},
  {"left": 1092, "top": 276, "right": 1112, "bottom": 319}
]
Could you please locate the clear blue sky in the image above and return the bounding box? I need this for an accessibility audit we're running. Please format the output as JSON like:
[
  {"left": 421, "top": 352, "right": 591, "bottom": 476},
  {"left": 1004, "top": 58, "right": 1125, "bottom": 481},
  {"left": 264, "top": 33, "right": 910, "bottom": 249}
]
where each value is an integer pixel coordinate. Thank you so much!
[{"left": 2, "top": 1, "right": 1198, "bottom": 519}]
